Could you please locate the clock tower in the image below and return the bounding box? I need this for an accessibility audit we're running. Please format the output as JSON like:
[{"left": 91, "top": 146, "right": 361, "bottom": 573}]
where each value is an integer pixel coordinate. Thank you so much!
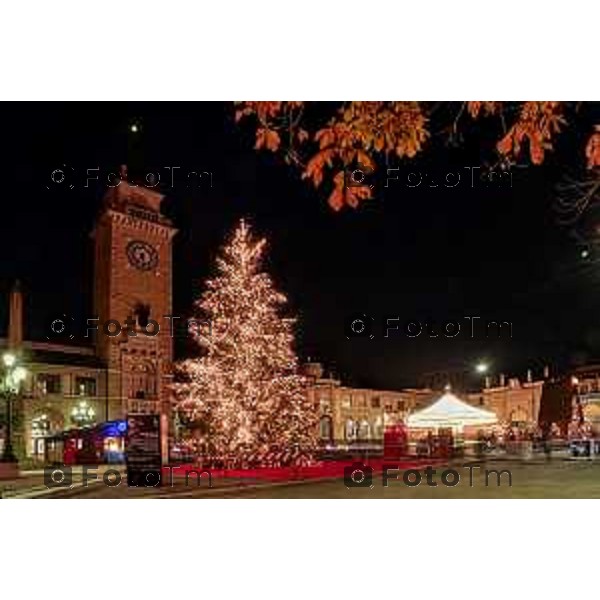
[{"left": 91, "top": 178, "right": 177, "bottom": 432}]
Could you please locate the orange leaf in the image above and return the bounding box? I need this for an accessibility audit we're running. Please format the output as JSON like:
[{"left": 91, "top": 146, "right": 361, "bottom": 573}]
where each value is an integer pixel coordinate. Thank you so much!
[
  {"left": 255, "top": 128, "right": 280, "bottom": 152},
  {"left": 585, "top": 127, "right": 600, "bottom": 169},
  {"left": 265, "top": 129, "right": 280, "bottom": 152}
]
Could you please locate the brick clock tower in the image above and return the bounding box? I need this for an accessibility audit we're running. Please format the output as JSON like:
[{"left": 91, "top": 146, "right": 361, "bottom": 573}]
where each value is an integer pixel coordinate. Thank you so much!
[{"left": 91, "top": 179, "right": 177, "bottom": 460}]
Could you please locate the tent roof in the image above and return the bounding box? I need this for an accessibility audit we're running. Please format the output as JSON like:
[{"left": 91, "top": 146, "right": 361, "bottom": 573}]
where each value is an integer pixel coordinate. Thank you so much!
[{"left": 406, "top": 391, "right": 497, "bottom": 429}]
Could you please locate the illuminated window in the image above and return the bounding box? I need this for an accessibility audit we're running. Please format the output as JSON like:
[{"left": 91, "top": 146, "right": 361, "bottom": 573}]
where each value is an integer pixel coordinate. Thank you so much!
[
  {"left": 358, "top": 420, "right": 371, "bottom": 440},
  {"left": 76, "top": 376, "right": 96, "bottom": 396},
  {"left": 374, "top": 416, "right": 383, "bottom": 438},
  {"left": 345, "top": 419, "right": 357, "bottom": 440},
  {"left": 134, "top": 303, "right": 151, "bottom": 328},
  {"left": 319, "top": 416, "right": 332, "bottom": 440},
  {"left": 38, "top": 374, "right": 61, "bottom": 394}
]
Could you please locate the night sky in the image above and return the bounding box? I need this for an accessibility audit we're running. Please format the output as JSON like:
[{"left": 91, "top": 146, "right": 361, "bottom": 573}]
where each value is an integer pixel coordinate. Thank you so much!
[{"left": 1, "top": 101, "right": 600, "bottom": 390}]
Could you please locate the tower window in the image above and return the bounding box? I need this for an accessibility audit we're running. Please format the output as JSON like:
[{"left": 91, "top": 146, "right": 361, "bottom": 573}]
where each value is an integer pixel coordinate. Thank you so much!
[{"left": 134, "top": 303, "right": 151, "bottom": 328}]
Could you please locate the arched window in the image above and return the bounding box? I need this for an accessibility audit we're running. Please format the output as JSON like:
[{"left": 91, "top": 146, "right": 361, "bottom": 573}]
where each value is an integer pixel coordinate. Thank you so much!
[
  {"left": 134, "top": 303, "right": 151, "bottom": 328},
  {"left": 358, "top": 420, "right": 371, "bottom": 440},
  {"left": 345, "top": 419, "right": 356, "bottom": 441},
  {"left": 319, "top": 416, "right": 332, "bottom": 441},
  {"left": 373, "top": 416, "right": 383, "bottom": 439}
]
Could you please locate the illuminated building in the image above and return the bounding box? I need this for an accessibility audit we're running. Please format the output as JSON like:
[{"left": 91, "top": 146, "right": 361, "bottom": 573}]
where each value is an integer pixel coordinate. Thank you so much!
[
  {"left": 466, "top": 376, "right": 544, "bottom": 428},
  {"left": 0, "top": 179, "right": 176, "bottom": 460},
  {"left": 305, "top": 362, "right": 546, "bottom": 446},
  {"left": 303, "top": 362, "right": 437, "bottom": 446}
]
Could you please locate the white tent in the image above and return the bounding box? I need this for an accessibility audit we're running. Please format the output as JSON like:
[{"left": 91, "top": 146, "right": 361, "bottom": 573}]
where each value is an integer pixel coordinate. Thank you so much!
[{"left": 406, "top": 390, "right": 497, "bottom": 431}]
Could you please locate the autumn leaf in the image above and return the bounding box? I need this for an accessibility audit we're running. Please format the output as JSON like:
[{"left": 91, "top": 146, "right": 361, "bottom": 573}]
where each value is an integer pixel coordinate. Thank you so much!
[
  {"left": 586, "top": 126, "right": 600, "bottom": 169},
  {"left": 264, "top": 129, "right": 280, "bottom": 151},
  {"left": 467, "top": 101, "right": 500, "bottom": 119},
  {"left": 303, "top": 150, "right": 334, "bottom": 187},
  {"left": 297, "top": 128, "right": 309, "bottom": 143},
  {"left": 233, "top": 100, "right": 590, "bottom": 212},
  {"left": 254, "top": 127, "right": 281, "bottom": 151},
  {"left": 496, "top": 102, "right": 565, "bottom": 165}
]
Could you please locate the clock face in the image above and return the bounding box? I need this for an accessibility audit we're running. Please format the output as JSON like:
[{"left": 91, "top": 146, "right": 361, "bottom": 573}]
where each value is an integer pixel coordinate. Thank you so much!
[{"left": 126, "top": 240, "right": 159, "bottom": 271}]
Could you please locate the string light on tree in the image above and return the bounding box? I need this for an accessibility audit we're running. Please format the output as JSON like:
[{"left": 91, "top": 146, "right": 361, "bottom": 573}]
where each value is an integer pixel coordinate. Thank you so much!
[{"left": 172, "top": 219, "right": 318, "bottom": 465}]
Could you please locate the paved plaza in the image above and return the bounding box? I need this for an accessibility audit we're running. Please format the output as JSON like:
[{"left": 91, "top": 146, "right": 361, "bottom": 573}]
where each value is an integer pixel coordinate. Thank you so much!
[{"left": 3, "top": 459, "right": 599, "bottom": 499}]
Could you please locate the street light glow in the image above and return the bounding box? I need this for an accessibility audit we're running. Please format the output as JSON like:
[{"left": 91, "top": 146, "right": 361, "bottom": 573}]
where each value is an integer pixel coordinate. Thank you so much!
[
  {"left": 13, "top": 366, "right": 27, "bottom": 382},
  {"left": 71, "top": 400, "right": 96, "bottom": 426},
  {"left": 476, "top": 362, "right": 488, "bottom": 374},
  {"left": 1, "top": 351, "right": 25, "bottom": 464},
  {"left": 2, "top": 352, "right": 16, "bottom": 367}
]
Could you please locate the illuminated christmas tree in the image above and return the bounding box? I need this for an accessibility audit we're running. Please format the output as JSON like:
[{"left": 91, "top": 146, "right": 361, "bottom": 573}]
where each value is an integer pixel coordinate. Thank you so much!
[{"left": 173, "top": 220, "right": 317, "bottom": 465}]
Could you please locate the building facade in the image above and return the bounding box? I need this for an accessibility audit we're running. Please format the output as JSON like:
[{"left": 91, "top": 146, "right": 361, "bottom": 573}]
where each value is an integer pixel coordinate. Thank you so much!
[
  {"left": 571, "top": 364, "right": 600, "bottom": 433},
  {"left": 306, "top": 362, "right": 546, "bottom": 445},
  {"left": 92, "top": 179, "right": 177, "bottom": 452},
  {"left": 467, "top": 378, "right": 544, "bottom": 428},
  {"left": 304, "top": 363, "right": 437, "bottom": 445},
  {"left": 0, "top": 180, "right": 176, "bottom": 460}
]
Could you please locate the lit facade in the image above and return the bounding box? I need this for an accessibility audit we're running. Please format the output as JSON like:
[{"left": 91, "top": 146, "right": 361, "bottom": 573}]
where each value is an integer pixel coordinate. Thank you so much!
[
  {"left": 0, "top": 180, "right": 176, "bottom": 460},
  {"left": 306, "top": 362, "right": 545, "bottom": 445},
  {"left": 304, "top": 363, "right": 437, "bottom": 444},
  {"left": 571, "top": 364, "right": 600, "bottom": 433},
  {"left": 466, "top": 378, "right": 544, "bottom": 427}
]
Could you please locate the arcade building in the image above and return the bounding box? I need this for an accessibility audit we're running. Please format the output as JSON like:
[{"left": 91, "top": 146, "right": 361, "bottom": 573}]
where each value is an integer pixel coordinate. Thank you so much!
[{"left": 305, "top": 361, "right": 545, "bottom": 447}]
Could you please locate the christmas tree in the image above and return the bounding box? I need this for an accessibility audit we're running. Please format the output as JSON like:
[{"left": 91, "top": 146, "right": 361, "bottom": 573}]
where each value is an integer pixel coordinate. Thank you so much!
[{"left": 173, "top": 220, "right": 318, "bottom": 465}]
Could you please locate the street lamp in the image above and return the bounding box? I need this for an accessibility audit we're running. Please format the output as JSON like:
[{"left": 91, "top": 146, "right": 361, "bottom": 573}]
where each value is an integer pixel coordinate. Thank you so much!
[
  {"left": 71, "top": 400, "right": 96, "bottom": 428},
  {"left": 475, "top": 362, "right": 489, "bottom": 374},
  {"left": 1, "top": 352, "right": 27, "bottom": 463},
  {"left": 474, "top": 361, "right": 492, "bottom": 390}
]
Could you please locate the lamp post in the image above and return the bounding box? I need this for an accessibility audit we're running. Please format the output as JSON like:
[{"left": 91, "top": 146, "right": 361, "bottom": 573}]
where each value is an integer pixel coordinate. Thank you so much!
[
  {"left": 71, "top": 400, "right": 95, "bottom": 428},
  {"left": 1, "top": 352, "right": 27, "bottom": 463},
  {"left": 474, "top": 361, "right": 492, "bottom": 390},
  {"left": 475, "top": 362, "right": 489, "bottom": 375}
]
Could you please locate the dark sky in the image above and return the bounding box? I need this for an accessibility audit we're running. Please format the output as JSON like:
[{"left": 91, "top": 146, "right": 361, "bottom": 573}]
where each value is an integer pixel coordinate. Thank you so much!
[{"left": 1, "top": 101, "right": 600, "bottom": 389}]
